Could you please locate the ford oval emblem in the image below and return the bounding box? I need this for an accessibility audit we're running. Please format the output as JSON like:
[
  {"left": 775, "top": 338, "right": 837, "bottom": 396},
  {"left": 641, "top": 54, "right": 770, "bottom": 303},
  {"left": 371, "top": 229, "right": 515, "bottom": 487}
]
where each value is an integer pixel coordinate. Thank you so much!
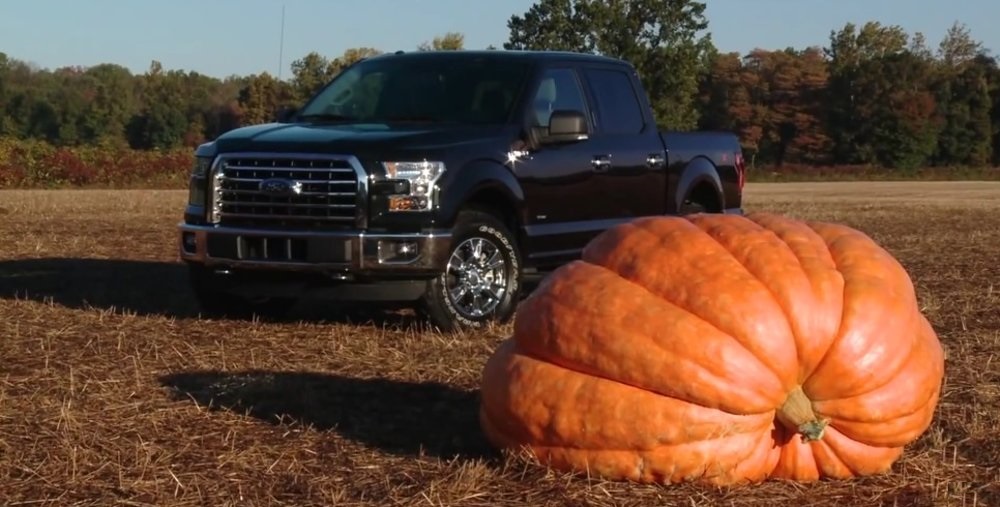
[{"left": 259, "top": 178, "right": 302, "bottom": 196}]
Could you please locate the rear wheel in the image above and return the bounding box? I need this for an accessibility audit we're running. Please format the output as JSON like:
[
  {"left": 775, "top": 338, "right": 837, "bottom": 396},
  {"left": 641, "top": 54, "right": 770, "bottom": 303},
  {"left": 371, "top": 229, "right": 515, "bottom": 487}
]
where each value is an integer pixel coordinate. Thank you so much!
[
  {"left": 679, "top": 183, "right": 720, "bottom": 215},
  {"left": 419, "top": 210, "right": 522, "bottom": 332},
  {"left": 188, "top": 265, "right": 297, "bottom": 320},
  {"left": 679, "top": 200, "right": 707, "bottom": 215}
]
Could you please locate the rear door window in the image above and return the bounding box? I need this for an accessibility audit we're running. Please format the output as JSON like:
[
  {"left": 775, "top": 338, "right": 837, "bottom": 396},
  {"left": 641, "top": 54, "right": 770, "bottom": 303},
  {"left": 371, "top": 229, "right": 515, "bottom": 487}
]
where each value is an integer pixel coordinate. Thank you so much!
[{"left": 583, "top": 68, "right": 645, "bottom": 135}]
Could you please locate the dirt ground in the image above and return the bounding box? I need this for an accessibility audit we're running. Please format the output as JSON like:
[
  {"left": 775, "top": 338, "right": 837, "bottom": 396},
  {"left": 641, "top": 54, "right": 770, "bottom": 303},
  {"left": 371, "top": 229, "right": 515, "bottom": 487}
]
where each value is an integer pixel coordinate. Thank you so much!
[{"left": 1, "top": 181, "right": 998, "bottom": 506}]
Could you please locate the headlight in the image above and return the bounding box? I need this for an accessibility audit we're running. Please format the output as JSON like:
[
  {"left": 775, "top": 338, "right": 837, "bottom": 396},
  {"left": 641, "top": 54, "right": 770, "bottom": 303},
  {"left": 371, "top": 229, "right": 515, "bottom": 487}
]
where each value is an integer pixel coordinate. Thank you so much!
[
  {"left": 381, "top": 160, "right": 446, "bottom": 211},
  {"left": 191, "top": 156, "right": 213, "bottom": 178},
  {"left": 188, "top": 156, "right": 213, "bottom": 206}
]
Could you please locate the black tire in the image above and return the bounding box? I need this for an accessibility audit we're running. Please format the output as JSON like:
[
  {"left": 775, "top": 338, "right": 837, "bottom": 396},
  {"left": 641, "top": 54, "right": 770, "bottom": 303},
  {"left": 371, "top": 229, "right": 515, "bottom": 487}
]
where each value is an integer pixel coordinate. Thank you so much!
[
  {"left": 188, "top": 265, "right": 297, "bottom": 321},
  {"left": 419, "top": 209, "right": 523, "bottom": 332},
  {"left": 679, "top": 199, "right": 708, "bottom": 215}
]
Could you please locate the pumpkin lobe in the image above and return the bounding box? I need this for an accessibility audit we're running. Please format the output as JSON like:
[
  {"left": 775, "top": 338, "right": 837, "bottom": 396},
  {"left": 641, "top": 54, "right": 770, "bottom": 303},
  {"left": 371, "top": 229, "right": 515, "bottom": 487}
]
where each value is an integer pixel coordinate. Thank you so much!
[{"left": 776, "top": 386, "right": 829, "bottom": 442}]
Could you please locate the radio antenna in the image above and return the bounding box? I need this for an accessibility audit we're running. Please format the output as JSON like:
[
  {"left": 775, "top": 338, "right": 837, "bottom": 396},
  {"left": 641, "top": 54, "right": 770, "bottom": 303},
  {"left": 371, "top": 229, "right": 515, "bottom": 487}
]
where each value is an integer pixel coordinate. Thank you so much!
[{"left": 278, "top": 4, "right": 286, "bottom": 79}]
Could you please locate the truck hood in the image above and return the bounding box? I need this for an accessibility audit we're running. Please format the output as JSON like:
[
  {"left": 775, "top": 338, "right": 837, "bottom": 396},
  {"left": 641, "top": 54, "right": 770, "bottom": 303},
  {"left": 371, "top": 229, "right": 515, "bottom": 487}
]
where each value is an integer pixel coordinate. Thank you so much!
[{"left": 209, "top": 121, "right": 510, "bottom": 156}]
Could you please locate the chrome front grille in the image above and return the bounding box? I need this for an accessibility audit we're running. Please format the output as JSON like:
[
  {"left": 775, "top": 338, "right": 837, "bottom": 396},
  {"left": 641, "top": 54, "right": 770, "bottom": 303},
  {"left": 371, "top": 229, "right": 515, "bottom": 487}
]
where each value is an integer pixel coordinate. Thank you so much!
[{"left": 209, "top": 154, "right": 363, "bottom": 230}]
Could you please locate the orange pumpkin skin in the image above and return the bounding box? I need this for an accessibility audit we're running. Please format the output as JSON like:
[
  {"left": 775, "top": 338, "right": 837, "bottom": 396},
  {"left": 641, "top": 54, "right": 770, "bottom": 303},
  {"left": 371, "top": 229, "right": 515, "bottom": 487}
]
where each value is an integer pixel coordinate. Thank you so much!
[{"left": 479, "top": 212, "right": 944, "bottom": 485}]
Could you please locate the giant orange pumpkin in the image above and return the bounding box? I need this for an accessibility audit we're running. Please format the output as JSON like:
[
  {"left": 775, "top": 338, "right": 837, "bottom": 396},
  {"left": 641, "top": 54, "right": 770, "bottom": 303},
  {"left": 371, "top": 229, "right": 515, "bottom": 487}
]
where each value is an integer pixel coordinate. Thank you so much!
[{"left": 479, "top": 212, "right": 944, "bottom": 485}]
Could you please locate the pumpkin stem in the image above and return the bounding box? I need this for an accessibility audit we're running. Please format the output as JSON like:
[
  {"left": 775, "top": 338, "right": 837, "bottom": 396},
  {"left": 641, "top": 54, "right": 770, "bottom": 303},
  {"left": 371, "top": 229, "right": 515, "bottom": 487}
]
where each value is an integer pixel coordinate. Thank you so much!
[{"left": 776, "top": 386, "right": 828, "bottom": 442}]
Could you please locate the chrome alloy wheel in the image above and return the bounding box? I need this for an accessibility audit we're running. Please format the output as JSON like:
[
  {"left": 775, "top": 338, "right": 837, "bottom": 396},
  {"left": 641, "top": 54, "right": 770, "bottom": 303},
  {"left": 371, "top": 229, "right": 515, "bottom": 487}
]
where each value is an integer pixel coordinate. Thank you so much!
[{"left": 444, "top": 237, "right": 509, "bottom": 318}]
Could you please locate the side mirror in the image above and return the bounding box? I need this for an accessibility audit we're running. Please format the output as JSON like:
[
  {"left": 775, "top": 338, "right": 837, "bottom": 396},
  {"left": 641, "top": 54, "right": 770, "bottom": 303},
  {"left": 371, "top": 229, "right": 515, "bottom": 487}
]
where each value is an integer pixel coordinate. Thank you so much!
[
  {"left": 541, "top": 109, "right": 589, "bottom": 144},
  {"left": 274, "top": 105, "right": 298, "bottom": 123}
]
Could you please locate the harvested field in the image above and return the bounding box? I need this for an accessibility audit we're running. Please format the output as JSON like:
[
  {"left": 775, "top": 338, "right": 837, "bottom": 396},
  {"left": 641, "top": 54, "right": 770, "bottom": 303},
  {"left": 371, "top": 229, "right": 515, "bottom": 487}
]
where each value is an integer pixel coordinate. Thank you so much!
[{"left": 1, "top": 181, "right": 998, "bottom": 506}]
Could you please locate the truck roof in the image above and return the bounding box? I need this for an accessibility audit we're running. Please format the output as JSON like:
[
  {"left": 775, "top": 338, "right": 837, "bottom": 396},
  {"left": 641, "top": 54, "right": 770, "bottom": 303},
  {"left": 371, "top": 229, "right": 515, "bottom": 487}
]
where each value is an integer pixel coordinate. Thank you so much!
[{"left": 368, "top": 49, "right": 631, "bottom": 67}]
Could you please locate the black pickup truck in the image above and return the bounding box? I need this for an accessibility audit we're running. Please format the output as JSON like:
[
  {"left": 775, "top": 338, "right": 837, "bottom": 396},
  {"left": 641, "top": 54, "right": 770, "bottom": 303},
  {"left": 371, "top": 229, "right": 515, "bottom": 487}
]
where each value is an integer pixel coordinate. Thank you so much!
[{"left": 178, "top": 49, "right": 745, "bottom": 331}]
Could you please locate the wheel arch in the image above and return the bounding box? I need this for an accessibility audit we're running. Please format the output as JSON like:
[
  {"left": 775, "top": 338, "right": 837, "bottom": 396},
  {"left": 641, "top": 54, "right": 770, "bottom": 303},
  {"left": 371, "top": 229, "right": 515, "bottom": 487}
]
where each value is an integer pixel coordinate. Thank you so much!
[{"left": 672, "top": 156, "right": 725, "bottom": 213}]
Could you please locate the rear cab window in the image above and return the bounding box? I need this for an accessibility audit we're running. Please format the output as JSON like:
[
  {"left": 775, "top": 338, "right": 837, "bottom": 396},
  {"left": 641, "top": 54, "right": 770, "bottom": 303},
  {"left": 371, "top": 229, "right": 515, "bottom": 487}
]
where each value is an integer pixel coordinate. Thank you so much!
[{"left": 582, "top": 67, "right": 646, "bottom": 135}]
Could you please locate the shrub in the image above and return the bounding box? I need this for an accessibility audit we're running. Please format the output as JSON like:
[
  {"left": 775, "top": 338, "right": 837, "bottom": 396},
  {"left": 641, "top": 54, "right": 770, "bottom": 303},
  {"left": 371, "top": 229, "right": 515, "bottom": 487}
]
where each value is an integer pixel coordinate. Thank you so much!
[{"left": 0, "top": 137, "right": 193, "bottom": 189}]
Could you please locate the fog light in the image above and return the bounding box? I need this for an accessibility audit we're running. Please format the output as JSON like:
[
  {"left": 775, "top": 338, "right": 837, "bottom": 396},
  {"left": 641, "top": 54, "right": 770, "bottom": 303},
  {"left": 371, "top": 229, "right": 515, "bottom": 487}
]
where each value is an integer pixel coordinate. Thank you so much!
[
  {"left": 181, "top": 232, "right": 197, "bottom": 253},
  {"left": 388, "top": 195, "right": 429, "bottom": 212},
  {"left": 377, "top": 240, "right": 420, "bottom": 264}
]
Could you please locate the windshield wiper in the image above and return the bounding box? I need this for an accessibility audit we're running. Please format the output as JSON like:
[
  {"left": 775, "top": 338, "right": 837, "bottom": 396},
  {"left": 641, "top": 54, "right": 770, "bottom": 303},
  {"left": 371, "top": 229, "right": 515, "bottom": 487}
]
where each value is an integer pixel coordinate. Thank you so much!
[
  {"left": 381, "top": 115, "right": 440, "bottom": 123},
  {"left": 297, "top": 113, "right": 358, "bottom": 122}
]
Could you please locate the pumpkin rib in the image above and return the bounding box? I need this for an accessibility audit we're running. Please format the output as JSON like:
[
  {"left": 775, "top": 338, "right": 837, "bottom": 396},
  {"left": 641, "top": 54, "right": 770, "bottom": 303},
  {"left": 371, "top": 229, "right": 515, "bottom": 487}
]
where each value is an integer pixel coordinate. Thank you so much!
[
  {"left": 741, "top": 212, "right": 847, "bottom": 380},
  {"left": 772, "top": 425, "right": 903, "bottom": 480},
  {"left": 690, "top": 212, "right": 848, "bottom": 384},
  {"left": 479, "top": 340, "right": 776, "bottom": 452},
  {"left": 811, "top": 436, "right": 860, "bottom": 478},
  {"left": 805, "top": 303, "right": 921, "bottom": 404},
  {"left": 483, "top": 412, "right": 775, "bottom": 454},
  {"left": 629, "top": 218, "right": 798, "bottom": 384},
  {"left": 771, "top": 426, "right": 823, "bottom": 480},
  {"left": 581, "top": 218, "right": 798, "bottom": 389},
  {"left": 801, "top": 221, "right": 925, "bottom": 402},
  {"left": 827, "top": 384, "right": 941, "bottom": 448},
  {"left": 686, "top": 214, "right": 803, "bottom": 369},
  {"left": 520, "top": 428, "right": 779, "bottom": 485},
  {"left": 482, "top": 391, "right": 780, "bottom": 486},
  {"left": 815, "top": 425, "right": 904, "bottom": 477},
  {"left": 509, "top": 341, "right": 776, "bottom": 427},
  {"left": 512, "top": 260, "right": 786, "bottom": 415},
  {"left": 814, "top": 313, "right": 943, "bottom": 428},
  {"left": 820, "top": 314, "right": 943, "bottom": 449}
]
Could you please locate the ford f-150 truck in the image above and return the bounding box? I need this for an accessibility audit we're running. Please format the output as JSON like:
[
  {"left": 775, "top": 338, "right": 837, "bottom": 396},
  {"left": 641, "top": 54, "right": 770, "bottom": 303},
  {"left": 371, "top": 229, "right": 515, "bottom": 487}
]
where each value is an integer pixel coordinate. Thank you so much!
[{"left": 178, "top": 49, "right": 746, "bottom": 331}]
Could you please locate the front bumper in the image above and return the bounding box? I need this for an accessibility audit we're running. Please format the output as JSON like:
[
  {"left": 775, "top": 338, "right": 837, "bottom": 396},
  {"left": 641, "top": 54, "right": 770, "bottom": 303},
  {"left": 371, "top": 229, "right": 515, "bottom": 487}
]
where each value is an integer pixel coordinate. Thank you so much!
[{"left": 177, "top": 222, "right": 452, "bottom": 278}]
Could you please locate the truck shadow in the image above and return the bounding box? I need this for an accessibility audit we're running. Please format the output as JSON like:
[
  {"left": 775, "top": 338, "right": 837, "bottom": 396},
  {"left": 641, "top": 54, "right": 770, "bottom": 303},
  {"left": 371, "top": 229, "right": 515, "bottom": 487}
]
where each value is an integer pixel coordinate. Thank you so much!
[
  {"left": 0, "top": 257, "right": 200, "bottom": 317},
  {"left": 0, "top": 257, "right": 431, "bottom": 328},
  {"left": 158, "top": 369, "right": 497, "bottom": 461}
]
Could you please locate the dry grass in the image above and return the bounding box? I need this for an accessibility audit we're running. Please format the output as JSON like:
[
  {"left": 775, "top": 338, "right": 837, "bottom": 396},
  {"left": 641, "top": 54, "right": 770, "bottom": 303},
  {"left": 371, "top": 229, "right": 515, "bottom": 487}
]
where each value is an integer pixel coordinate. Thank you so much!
[{"left": 1, "top": 182, "right": 999, "bottom": 506}]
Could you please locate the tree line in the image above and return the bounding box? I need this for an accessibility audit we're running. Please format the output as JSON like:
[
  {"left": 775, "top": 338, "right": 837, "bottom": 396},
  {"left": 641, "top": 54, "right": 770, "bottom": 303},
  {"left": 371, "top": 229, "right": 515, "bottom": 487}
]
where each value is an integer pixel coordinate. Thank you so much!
[{"left": 1, "top": 0, "right": 999, "bottom": 171}]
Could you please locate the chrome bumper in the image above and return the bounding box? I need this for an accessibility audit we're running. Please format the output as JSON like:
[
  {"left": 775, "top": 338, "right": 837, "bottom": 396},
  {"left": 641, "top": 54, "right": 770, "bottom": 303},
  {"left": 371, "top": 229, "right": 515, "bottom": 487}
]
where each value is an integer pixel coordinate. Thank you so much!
[{"left": 177, "top": 222, "right": 452, "bottom": 276}]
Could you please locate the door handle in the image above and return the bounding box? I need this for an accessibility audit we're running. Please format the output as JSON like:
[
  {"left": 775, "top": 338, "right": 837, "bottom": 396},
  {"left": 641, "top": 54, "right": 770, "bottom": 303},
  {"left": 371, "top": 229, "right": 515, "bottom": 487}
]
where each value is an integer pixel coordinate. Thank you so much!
[
  {"left": 591, "top": 154, "right": 611, "bottom": 172},
  {"left": 647, "top": 153, "right": 666, "bottom": 167}
]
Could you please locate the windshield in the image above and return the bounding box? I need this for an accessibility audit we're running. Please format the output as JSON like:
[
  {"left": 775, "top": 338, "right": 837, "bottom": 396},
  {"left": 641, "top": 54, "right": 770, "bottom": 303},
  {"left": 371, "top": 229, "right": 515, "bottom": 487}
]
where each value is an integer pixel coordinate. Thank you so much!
[{"left": 297, "top": 55, "right": 534, "bottom": 125}]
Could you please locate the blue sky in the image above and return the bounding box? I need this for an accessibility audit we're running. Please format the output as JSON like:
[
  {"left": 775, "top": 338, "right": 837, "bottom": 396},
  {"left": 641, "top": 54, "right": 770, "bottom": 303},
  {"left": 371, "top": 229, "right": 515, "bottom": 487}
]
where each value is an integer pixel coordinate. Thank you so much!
[{"left": 2, "top": 0, "right": 999, "bottom": 79}]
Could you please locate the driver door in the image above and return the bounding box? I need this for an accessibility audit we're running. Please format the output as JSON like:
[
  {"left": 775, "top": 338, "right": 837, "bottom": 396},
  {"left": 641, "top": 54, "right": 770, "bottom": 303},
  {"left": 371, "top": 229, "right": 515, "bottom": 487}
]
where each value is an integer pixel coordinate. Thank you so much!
[{"left": 512, "top": 65, "right": 608, "bottom": 267}]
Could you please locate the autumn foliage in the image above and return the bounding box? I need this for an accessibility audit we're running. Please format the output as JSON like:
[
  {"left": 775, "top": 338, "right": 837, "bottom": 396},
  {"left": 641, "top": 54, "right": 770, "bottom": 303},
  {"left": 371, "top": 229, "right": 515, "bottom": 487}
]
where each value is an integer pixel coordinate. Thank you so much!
[{"left": 0, "top": 137, "right": 192, "bottom": 188}]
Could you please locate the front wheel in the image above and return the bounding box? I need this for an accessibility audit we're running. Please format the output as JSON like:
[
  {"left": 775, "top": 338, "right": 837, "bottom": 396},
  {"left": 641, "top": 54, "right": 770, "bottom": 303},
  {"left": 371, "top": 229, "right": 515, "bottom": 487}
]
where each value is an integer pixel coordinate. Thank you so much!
[{"left": 419, "top": 210, "right": 523, "bottom": 332}]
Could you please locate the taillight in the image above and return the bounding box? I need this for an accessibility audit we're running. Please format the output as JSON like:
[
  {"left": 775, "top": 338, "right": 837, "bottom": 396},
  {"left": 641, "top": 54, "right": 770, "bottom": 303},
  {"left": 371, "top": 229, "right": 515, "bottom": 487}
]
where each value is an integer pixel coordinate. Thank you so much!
[{"left": 735, "top": 153, "right": 746, "bottom": 190}]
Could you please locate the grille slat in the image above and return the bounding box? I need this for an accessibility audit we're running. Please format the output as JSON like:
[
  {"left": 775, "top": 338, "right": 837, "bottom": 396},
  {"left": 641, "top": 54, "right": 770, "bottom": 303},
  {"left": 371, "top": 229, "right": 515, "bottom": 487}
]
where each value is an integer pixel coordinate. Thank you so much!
[
  {"left": 222, "top": 177, "right": 356, "bottom": 184},
  {"left": 212, "top": 155, "right": 361, "bottom": 230},
  {"left": 218, "top": 212, "right": 355, "bottom": 222},
  {"left": 218, "top": 200, "right": 356, "bottom": 210},
  {"left": 225, "top": 165, "right": 355, "bottom": 173},
  {"left": 222, "top": 189, "right": 357, "bottom": 197}
]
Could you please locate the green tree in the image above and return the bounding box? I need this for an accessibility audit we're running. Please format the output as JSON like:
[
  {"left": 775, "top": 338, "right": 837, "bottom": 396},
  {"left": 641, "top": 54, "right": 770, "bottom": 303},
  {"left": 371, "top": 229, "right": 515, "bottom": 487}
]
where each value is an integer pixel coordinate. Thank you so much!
[
  {"left": 288, "top": 48, "right": 381, "bottom": 103},
  {"left": 127, "top": 61, "right": 191, "bottom": 149},
  {"left": 0, "top": 52, "right": 9, "bottom": 136},
  {"left": 237, "top": 72, "right": 295, "bottom": 125},
  {"left": 825, "top": 22, "right": 938, "bottom": 168},
  {"left": 866, "top": 52, "right": 940, "bottom": 169},
  {"left": 329, "top": 47, "right": 382, "bottom": 74},
  {"left": 290, "top": 52, "right": 337, "bottom": 102},
  {"left": 80, "top": 63, "right": 136, "bottom": 146},
  {"left": 986, "top": 57, "right": 1000, "bottom": 165},
  {"left": 932, "top": 23, "right": 993, "bottom": 166},
  {"left": 504, "top": 0, "right": 590, "bottom": 52},
  {"left": 418, "top": 32, "right": 465, "bottom": 51}
]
